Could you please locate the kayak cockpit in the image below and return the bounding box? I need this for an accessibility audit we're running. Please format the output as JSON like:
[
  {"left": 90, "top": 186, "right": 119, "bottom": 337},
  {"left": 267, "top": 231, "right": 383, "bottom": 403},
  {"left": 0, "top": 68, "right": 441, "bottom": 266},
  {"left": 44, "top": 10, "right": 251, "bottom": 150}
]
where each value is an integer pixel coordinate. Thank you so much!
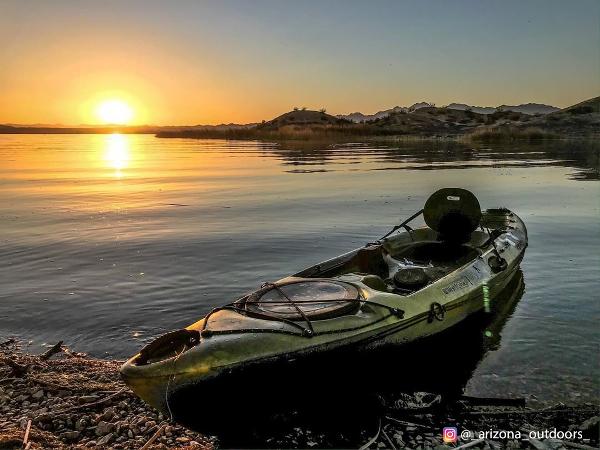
[
  {"left": 132, "top": 329, "right": 200, "bottom": 366},
  {"left": 297, "top": 239, "right": 483, "bottom": 295},
  {"left": 295, "top": 188, "right": 515, "bottom": 295},
  {"left": 391, "top": 240, "right": 480, "bottom": 265}
]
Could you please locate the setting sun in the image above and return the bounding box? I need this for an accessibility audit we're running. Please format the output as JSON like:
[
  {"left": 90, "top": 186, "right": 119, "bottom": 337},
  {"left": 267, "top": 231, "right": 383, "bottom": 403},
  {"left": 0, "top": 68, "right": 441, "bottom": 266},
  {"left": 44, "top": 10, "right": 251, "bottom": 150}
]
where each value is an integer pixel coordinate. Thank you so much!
[{"left": 95, "top": 99, "right": 134, "bottom": 125}]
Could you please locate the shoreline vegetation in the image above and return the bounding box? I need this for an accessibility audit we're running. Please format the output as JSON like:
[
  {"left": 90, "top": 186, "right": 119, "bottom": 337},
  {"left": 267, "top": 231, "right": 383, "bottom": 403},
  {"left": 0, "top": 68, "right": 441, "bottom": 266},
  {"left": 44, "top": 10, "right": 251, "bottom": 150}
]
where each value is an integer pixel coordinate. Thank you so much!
[
  {"left": 154, "top": 125, "right": 566, "bottom": 143},
  {"left": 1, "top": 97, "right": 598, "bottom": 143},
  {"left": 1, "top": 340, "right": 598, "bottom": 450}
]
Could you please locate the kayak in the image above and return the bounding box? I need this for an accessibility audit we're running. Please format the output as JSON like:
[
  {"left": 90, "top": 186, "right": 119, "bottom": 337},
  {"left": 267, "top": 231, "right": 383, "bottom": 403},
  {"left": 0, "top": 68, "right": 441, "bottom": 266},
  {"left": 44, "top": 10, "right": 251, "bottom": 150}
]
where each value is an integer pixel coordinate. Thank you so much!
[{"left": 120, "top": 188, "right": 528, "bottom": 415}]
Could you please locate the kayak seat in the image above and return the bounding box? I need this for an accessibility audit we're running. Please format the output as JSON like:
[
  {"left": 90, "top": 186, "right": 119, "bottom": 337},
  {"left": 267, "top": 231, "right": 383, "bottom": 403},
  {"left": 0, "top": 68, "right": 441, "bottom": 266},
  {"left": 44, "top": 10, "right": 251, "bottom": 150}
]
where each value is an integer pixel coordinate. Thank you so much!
[
  {"left": 318, "top": 245, "right": 389, "bottom": 279},
  {"left": 351, "top": 246, "right": 389, "bottom": 278},
  {"left": 361, "top": 274, "right": 388, "bottom": 292}
]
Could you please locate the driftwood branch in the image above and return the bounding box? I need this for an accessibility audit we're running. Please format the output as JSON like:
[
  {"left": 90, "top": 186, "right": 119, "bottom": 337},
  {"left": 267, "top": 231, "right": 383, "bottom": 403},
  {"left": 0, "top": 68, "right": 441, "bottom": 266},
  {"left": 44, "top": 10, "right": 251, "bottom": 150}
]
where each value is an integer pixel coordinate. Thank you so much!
[
  {"left": 35, "top": 388, "right": 129, "bottom": 419},
  {"left": 455, "top": 438, "right": 485, "bottom": 449},
  {"left": 55, "top": 388, "right": 128, "bottom": 414},
  {"left": 465, "top": 407, "right": 598, "bottom": 416},
  {"left": 384, "top": 416, "right": 430, "bottom": 429},
  {"left": 359, "top": 418, "right": 381, "bottom": 450},
  {"left": 139, "top": 424, "right": 165, "bottom": 450},
  {"left": 23, "top": 419, "right": 32, "bottom": 447},
  {"left": 1, "top": 357, "right": 29, "bottom": 377},
  {"left": 381, "top": 427, "right": 397, "bottom": 450},
  {"left": 0, "top": 377, "right": 18, "bottom": 385},
  {"left": 40, "top": 341, "right": 63, "bottom": 360},
  {"left": 27, "top": 376, "right": 74, "bottom": 392},
  {"left": 459, "top": 395, "right": 526, "bottom": 407},
  {"left": 0, "top": 337, "right": 16, "bottom": 347},
  {"left": 561, "top": 441, "right": 599, "bottom": 450}
]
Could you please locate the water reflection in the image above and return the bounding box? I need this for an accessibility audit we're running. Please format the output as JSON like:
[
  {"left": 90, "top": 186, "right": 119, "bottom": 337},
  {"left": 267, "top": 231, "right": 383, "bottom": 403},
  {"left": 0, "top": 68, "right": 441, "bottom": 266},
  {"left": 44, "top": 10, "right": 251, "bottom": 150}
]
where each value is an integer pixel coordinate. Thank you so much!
[
  {"left": 172, "top": 271, "right": 525, "bottom": 448},
  {"left": 267, "top": 140, "right": 599, "bottom": 180},
  {"left": 103, "top": 133, "right": 130, "bottom": 176}
]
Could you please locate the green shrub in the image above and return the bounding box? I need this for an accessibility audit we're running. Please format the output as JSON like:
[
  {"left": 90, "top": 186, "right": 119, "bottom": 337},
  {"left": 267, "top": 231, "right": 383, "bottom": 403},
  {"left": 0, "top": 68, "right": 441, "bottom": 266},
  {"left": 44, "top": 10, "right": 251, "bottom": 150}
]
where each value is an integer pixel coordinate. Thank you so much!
[{"left": 569, "top": 106, "right": 594, "bottom": 115}]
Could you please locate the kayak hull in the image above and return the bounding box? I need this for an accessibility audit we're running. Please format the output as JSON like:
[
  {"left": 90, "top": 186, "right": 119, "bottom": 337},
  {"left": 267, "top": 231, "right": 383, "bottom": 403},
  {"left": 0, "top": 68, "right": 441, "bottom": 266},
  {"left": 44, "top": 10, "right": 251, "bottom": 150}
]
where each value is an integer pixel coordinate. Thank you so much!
[{"left": 121, "top": 207, "right": 527, "bottom": 414}]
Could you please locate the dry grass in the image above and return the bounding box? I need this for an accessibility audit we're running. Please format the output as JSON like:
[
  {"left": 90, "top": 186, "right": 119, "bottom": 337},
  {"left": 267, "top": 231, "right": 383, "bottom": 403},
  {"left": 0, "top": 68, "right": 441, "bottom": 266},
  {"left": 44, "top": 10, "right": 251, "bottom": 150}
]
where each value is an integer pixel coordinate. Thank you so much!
[{"left": 466, "top": 126, "right": 559, "bottom": 143}]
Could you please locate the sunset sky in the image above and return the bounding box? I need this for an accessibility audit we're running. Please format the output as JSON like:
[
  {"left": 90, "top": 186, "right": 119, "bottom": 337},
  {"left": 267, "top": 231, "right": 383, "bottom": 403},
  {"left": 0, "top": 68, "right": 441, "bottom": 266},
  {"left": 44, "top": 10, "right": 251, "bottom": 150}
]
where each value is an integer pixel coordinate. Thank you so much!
[{"left": 1, "top": 0, "right": 598, "bottom": 125}]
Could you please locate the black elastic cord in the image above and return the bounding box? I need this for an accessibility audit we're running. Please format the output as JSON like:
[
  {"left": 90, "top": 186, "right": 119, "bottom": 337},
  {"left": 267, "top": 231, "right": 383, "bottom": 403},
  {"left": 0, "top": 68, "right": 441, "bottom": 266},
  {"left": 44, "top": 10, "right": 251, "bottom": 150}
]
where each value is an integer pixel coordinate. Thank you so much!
[
  {"left": 200, "top": 283, "right": 404, "bottom": 339},
  {"left": 261, "top": 282, "right": 315, "bottom": 337},
  {"left": 200, "top": 304, "right": 310, "bottom": 337},
  {"left": 379, "top": 209, "right": 424, "bottom": 241}
]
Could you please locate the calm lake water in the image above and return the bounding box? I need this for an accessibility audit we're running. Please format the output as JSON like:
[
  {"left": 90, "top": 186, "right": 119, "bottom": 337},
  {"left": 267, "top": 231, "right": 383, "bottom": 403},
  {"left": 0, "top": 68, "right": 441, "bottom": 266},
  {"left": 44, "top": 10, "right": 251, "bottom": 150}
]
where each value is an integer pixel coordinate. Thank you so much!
[{"left": 1, "top": 134, "right": 598, "bottom": 409}]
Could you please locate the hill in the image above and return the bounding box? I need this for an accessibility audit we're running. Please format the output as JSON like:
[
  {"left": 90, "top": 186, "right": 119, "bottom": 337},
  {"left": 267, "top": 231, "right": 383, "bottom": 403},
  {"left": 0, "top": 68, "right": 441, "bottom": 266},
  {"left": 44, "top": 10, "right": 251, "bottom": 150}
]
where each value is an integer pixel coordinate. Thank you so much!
[
  {"left": 496, "top": 103, "right": 560, "bottom": 115},
  {"left": 338, "top": 102, "right": 559, "bottom": 122},
  {"left": 523, "top": 96, "right": 600, "bottom": 136},
  {"left": 257, "top": 109, "right": 349, "bottom": 130},
  {"left": 336, "top": 103, "right": 432, "bottom": 122},
  {"left": 553, "top": 96, "right": 600, "bottom": 115},
  {"left": 445, "top": 103, "right": 497, "bottom": 114}
]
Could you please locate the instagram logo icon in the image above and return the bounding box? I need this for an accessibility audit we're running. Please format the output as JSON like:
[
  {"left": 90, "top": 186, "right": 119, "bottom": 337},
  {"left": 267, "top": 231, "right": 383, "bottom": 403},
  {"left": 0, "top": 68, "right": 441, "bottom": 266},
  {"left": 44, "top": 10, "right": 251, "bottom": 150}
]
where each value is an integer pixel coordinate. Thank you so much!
[{"left": 443, "top": 427, "right": 458, "bottom": 443}]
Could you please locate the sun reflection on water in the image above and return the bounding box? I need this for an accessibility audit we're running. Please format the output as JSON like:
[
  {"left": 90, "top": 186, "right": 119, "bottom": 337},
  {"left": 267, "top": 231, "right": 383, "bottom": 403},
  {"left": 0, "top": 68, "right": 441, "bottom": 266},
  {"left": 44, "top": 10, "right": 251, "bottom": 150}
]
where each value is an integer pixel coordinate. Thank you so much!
[{"left": 104, "top": 133, "right": 130, "bottom": 176}]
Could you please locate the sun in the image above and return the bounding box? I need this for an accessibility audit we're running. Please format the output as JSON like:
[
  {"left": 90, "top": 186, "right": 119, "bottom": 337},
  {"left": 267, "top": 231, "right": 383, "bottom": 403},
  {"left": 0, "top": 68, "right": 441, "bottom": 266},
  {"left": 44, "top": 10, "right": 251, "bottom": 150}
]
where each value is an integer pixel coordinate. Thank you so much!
[{"left": 95, "top": 99, "right": 134, "bottom": 125}]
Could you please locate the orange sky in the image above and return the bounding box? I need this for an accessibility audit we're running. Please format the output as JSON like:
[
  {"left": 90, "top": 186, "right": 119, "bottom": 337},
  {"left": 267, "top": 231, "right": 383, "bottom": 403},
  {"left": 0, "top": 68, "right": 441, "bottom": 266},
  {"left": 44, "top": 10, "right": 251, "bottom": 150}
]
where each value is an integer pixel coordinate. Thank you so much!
[{"left": 1, "top": 1, "right": 598, "bottom": 126}]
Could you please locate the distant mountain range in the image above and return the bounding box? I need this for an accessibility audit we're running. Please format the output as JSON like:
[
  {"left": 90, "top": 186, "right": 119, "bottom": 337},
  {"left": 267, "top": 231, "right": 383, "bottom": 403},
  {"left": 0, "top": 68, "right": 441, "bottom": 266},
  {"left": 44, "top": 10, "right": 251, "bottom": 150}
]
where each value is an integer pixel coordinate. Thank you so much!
[
  {"left": 3, "top": 99, "right": 595, "bottom": 138},
  {"left": 337, "top": 102, "right": 560, "bottom": 122}
]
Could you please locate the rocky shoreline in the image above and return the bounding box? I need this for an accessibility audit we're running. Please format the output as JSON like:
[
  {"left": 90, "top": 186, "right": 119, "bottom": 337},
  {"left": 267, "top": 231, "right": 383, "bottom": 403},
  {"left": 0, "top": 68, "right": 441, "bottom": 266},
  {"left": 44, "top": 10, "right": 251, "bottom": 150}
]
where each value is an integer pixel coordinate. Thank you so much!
[
  {"left": 0, "top": 339, "right": 214, "bottom": 449},
  {"left": 1, "top": 339, "right": 598, "bottom": 449}
]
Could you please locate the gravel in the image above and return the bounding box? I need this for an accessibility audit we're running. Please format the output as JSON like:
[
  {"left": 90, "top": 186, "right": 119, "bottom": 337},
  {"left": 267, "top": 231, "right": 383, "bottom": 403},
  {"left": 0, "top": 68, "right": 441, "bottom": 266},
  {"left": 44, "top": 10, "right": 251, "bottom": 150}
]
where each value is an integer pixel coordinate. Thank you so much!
[
  {"left": 1, "top": 339, "right": 597, "bottom": 449},
  {"left": 0, "top": 340, "right": 214, "bottom": 449}
]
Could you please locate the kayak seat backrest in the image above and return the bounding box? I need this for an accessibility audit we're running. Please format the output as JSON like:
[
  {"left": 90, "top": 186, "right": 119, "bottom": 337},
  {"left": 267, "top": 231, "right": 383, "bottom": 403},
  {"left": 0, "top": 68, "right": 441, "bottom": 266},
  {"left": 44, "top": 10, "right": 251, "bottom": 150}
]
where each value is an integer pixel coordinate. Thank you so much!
[
  {"left": 361, "top": 274, "right": 388, "bottom": 291},
  {"left": 424, "top": 188, "right": 482, "bottom": 243}
]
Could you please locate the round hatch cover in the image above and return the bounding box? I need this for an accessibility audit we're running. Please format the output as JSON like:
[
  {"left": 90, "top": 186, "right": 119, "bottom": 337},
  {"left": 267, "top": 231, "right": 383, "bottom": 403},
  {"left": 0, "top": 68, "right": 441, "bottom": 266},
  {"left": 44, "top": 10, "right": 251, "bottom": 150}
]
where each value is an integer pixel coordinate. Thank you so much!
[{"left": 245, "top": 280, "right": 360, "bottom": 321}]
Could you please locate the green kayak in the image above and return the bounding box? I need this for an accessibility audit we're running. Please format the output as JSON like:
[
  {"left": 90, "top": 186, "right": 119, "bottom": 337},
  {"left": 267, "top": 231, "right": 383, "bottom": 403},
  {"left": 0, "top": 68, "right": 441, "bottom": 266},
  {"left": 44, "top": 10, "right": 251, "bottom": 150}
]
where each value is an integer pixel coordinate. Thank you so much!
[{"left": 121, "top": 188, "right": 528, "bottom": 414}]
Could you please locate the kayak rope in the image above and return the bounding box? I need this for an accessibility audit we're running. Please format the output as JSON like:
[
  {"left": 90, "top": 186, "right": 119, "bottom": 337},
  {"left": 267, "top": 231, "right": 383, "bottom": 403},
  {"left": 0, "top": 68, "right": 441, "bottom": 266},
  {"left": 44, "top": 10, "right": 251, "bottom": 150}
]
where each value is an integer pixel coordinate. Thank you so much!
[
  {"left": 260, "top": 282, "right": 315, "bottom": 337},
  {"left": 479, "top": 226, "right": 508, "bottom": 271},
  {"left": 427, "top": 302, "right": 446, "bottom": 323},
  {"left": 478, "top": 225, "right": 505, "bottom": 249},
  {"left": 377, "top": 209, "right": 423, "bottom": 242},
  {"left": 165, "top": 346, "right": 185, "bottom": 422},
  {"left": 200, "top": 304, "right": 317, "bottom": 337}
]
